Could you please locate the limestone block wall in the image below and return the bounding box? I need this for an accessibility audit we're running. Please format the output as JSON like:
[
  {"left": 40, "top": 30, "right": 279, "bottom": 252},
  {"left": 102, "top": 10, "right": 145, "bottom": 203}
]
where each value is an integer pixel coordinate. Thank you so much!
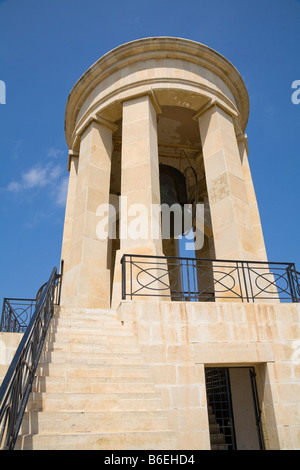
[
  {"left": 0, "top": 332, "right": 23, "bottom": 384},
  {"left": 117, "top": 301, "right": 300, "bottom": 450}
]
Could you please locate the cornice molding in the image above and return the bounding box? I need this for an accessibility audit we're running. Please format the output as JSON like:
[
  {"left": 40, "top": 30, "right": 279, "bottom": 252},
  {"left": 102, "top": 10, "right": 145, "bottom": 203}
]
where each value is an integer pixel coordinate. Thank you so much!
[{"left": 65, "top": 37, "right": 249, "bottom": 149}]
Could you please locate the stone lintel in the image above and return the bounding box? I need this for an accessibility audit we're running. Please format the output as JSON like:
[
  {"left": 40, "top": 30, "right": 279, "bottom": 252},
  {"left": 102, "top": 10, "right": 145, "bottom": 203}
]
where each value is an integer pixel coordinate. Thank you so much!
[{"left": 120, "top": 89, "right": 162, "bottom": 115}]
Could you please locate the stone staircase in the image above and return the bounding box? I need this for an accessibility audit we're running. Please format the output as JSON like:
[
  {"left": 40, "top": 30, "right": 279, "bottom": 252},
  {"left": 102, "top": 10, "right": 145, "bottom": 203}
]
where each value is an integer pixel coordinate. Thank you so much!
[
  {"left": 207, "top": 406, "right": 229, "bottom": 450},
  {"left": 15, "top": 307, "right": 177, "bottom": 450}
]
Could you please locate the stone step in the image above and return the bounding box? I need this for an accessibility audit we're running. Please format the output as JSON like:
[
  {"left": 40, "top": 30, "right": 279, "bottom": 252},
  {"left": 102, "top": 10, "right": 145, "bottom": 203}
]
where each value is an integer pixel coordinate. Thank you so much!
[
  {"left": 46, "top": 331, "right": 137, "bottom": 347},
  {"left": 211, "top": 444, "right": 229, "bottom": 450},
  {"left": 36, "top": 362, "right": 152, "bottom": 378},
  {"left": 55, "top": 315, "right": 119, "bottom": 322},
  {"left": 42, "top": 335, "right": 140, "bottom": 350},
  {"left": 27, "top": 391, "right": 164, "bottom": 412},
  {"left": 210, "top": 433, "right": 227, "bottom": 445},
  {"left": 56, "top": 307, "right": 116, "bottom": 317},
  {"left": 48, "top": 324, "right": 135, "bottom": 336},
  {"left": 50, "top": 309, "right": 129, "bottom": 324},
  {"left": 20, "top": 409, "right": 170, "bottom": 434},
  {"left": 39, "top": 350, "right": 144, "bottom": 365},
  {"left": 51, "top": 315, "right": 125, "bottom": 328},
  {"left": 46, "top": 324, "right": 133, "bottom": 336},
  {"left": 32, "top": 376, "right": 156, "bottom": 393},
  {"left": 43, "top": 341, "right": 140, "bottom": 353},
  {"left": 55, "top": 314, "right": 120, "bottom": 323},
  {"left": 16, "top": 430, "right": 177, "bottom": 450},
  {"left": 208, "top": 423, "right": 221, "bottom": 434},
  {"left": 45, "top": 331, "right": 138, "bottom": 345}
]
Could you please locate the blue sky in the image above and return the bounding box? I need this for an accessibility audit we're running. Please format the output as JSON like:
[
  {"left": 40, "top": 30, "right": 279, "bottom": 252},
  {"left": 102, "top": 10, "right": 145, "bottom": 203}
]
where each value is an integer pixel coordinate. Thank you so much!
[{"left": 0, "top": 0, "right": 299, "bottom": 301}]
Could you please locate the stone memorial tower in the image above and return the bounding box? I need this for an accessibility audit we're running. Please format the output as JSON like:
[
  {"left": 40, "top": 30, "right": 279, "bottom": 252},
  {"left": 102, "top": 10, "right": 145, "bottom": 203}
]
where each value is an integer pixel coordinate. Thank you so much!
[
  {"left": 60, "top": 37, "right": 267, "bottom": 310},
  {"left": 11, "top": 37, "right": 300, "bottom": 450}
]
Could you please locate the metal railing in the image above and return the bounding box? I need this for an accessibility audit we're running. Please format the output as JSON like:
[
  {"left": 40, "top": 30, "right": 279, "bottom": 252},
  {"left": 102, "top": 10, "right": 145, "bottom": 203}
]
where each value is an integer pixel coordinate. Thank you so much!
[
  {"left": 121, "top": 254, "right": 300, "bottom": 303},
  {"left": 0, "top": 299, "right": 36, "bottom": 333},
  {"left": 0, "top": 267, "right": 62, "bottom": 450},
  {"left": 0, "top": 262, "right": 63, "bottom": 333}
]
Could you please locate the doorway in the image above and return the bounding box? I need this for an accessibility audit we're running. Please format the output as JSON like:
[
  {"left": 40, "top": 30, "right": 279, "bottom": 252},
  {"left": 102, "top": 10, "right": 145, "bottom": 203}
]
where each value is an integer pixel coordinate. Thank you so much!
[{"left": 205, "top": 367, "right": 264, "bottom": 450}]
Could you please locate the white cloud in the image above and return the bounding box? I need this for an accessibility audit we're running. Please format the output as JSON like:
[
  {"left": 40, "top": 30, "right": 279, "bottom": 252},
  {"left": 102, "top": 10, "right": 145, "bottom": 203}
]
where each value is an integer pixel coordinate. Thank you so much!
[
  {"left": 48, "top": 147, "right": 65, "bottom": 159},
  {"left": 7, "top": 180, "right": 22, "bottom": 192},
  {"left": 22, "top": 166, "right": 48, "bottom": 188},
  {"left": 56, "top": 176, "right": 69, "bottom": 207},
  {"left": 7, "top": 162, "right": 68, "bottom": 207},
  {"left": 8, "top": 164, "right": 52, "bottom": 191}
]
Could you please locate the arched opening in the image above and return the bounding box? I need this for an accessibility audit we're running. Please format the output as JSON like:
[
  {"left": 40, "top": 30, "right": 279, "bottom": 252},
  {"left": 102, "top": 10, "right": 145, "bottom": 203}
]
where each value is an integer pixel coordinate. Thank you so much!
[{"left": 157, "top": 105, "right": 216, "bottom": 301}]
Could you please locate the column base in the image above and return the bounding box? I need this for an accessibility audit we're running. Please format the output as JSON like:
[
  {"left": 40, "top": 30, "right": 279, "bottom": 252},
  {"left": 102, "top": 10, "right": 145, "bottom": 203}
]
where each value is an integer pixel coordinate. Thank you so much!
[{"left": 60, "top": 262, "right": 111, "bottom": 310}]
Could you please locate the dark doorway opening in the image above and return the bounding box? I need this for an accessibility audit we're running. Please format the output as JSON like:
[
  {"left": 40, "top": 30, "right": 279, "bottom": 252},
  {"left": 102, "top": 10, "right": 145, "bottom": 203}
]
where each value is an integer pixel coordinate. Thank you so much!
[{"left": 205, "top": 367, "right": 264, "bottom": 450}]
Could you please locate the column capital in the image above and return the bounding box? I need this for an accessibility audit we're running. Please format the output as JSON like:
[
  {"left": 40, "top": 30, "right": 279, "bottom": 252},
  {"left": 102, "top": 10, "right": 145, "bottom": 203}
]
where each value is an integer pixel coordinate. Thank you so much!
[
  {"left": 67, "top": 150, "right": 79, "bottom": 171},
  {"left": 121, "top": 89, "right": 162, "bottom": 115},
  {"left": 71, "top": 115, "right": 118, "bottom": 158},
  {"left": 193, "top": 99, "right": 239, "bottom": 121},
  {"left": 76, "top": 115, "right": 118, "bottom": 141},
  {"left": 236, "top": 133, "right": 249, "bottom": 157}
]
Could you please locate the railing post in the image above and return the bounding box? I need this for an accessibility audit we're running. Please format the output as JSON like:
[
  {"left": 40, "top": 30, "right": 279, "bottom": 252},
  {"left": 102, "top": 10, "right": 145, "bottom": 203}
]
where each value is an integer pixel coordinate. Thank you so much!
[
  {"left": 121, "top": 255, "right": 126, "bottom": 300},
  {"left": 240, "top": 261, "right": 250, "bottom": 302},
  {"left": 0, "top": 299, "right": 6, "bottom": 331},
  {"left": 130, "top": 255, "right": 133, "bottom": 301},
  {"left": 291, "top": 265, "right": 300, "bottom": 301},
  {"left": 56, "top": 259, "right": 64, "bottom": 306},
  {"left": 286, "top": 264, "right": 298, "bottom": 303}
]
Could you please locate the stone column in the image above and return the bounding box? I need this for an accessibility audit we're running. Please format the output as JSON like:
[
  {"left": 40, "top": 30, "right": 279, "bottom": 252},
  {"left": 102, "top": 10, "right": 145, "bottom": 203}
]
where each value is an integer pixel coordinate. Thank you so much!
[
  {"left": 120, "top": 94, "right": 162, "bottom": 253},
  {"left": 112, "top": 94, "right": 165, "bottom": 308},
  {"left": 237, "top": 134, "right": 267, "bottom": 261},
  {"left": 237, "top": 134, "right": 279, "bottom": 300},
  {"left": 61, "top": 119, "right": 114, "bottom": 309},
  {"left": 197, "top": 103, "right": 258, "bottom": 261},
  {"left": 60, "top": 152, "right": 79, "bottom": 280},
  {"left": 197, "top": 103, "right": 262, "bottom": 301}
]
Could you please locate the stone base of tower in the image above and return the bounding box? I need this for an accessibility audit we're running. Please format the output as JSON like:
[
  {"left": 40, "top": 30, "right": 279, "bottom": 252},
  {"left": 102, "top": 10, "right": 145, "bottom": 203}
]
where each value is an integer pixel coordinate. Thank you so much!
[
  {"left": 2, "top": 300, "right": 300, "bottom": 450},
  {"left": 117, "top": 300, "right": 300, "bottom": 450}
]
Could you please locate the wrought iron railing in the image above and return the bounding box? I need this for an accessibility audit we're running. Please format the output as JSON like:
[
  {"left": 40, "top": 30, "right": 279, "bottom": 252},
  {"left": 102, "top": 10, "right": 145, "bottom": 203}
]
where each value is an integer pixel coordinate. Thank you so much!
[
  {"left": 0, "top": 299, "right": 36, "bottom": 333},
  {"left": 0, "top": 262, "right": 63, "bottom": 333},
  {"left": 121, "top": 254, "right": 300, "bottom": 303},
  {"left": 0, "top": 267, "right": 62, "bottom": 450}
]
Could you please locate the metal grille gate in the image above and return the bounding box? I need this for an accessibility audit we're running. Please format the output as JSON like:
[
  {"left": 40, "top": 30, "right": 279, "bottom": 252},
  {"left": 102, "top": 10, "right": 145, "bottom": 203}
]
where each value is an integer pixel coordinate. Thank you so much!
[{"left": 205, "top": 368, "right": 236, "bottom": 450}]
